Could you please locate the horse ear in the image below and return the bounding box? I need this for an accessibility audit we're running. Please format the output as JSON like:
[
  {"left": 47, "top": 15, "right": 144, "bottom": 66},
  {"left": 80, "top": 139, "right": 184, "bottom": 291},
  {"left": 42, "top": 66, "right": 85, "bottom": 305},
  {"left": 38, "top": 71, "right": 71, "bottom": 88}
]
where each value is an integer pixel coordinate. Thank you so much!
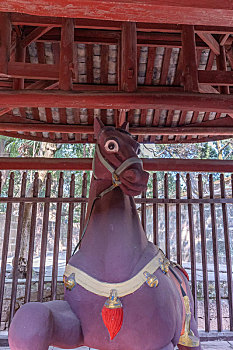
[
  {"left": 94, "top": 117, "right": 104, "bottom": 137},
  {"left": 120, "top": 122, "right": 129, "bottom": 132}
]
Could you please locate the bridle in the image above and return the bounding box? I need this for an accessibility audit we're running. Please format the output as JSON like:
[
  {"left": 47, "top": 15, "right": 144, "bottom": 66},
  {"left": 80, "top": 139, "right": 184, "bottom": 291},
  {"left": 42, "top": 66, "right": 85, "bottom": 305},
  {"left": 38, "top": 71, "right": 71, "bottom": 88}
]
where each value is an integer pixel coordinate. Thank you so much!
[{"left": 72, "top": 144, "right": 143, "bottom": 255}]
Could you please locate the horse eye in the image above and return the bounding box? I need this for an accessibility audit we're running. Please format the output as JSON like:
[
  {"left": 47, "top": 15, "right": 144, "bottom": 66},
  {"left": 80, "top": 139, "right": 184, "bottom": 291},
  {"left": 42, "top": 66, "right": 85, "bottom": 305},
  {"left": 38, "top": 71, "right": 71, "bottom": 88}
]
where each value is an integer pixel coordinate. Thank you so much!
[{"left": 104, "top": 139, "right": 119, "bottom": 153}]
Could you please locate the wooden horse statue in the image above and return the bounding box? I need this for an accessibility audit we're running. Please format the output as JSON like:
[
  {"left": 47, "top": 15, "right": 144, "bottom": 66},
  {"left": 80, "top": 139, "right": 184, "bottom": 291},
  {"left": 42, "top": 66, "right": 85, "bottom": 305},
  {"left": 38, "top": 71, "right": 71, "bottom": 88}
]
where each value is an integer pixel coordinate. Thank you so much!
[{"left": 9, "top": 118, "right": 201, "bottom": 350}]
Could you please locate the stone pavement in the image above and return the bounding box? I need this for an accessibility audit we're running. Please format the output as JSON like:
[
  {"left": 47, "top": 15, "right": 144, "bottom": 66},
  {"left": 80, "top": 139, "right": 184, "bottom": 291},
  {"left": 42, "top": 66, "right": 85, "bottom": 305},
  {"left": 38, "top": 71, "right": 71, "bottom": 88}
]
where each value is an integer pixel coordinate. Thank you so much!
[{"left": 51, "top": 343, "right": 233, "bottom": 349}]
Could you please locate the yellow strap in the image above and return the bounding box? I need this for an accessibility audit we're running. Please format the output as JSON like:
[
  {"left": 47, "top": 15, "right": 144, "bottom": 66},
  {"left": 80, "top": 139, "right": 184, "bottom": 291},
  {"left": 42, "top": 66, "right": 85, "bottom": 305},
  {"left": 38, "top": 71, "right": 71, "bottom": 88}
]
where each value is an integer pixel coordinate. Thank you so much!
[{"left": 64, "top": 250, "right": 164, "bottom": 297}]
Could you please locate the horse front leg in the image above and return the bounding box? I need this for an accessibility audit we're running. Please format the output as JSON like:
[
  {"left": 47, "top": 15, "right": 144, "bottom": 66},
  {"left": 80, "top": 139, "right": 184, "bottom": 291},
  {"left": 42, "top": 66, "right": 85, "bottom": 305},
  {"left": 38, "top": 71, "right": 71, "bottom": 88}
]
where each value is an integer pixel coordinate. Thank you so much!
[{"left": 9, "top": 300, "right": 83, "bottom": 350}]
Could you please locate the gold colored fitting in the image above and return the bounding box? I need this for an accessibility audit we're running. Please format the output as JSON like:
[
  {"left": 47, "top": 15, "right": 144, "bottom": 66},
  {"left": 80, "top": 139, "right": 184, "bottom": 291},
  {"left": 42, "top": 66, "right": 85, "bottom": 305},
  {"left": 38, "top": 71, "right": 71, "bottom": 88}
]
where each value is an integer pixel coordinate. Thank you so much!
[
  {"left": 178, "top": 296, "right": 200, "bottom": 348},
  {"left": 159, "top": 257, "right": 170, "bottom": 274},
  {"left": 143, "top": 271, "right": 159, "bottom": 288},
  {"left": 63, "top": 273, "right": 76, "bottom": 291},
  {"left": 104, "top": 290, "right": 122, "bottom": 309}
]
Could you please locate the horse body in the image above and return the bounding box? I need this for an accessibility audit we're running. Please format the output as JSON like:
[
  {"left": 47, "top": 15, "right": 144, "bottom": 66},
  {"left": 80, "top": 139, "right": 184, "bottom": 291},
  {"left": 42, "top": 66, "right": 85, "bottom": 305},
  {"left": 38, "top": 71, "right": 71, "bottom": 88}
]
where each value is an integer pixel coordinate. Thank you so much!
[{"left": 9, "top": 118, "right": 201, "bottom": 350}]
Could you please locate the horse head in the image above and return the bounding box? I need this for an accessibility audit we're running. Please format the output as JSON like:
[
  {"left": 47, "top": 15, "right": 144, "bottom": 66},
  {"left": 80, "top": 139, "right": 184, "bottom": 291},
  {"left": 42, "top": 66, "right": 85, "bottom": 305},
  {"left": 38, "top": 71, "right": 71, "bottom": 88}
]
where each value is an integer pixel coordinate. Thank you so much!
[{"left": 93, "top": 117, "right": 149, "bottom": 196}]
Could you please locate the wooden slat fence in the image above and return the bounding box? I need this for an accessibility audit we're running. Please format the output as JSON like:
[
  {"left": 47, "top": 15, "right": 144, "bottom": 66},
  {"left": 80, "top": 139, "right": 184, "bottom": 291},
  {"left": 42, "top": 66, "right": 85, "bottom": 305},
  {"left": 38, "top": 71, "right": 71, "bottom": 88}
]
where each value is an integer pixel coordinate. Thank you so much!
[{"left": 0, "top": 170, "right": 233, "bottom": 340}]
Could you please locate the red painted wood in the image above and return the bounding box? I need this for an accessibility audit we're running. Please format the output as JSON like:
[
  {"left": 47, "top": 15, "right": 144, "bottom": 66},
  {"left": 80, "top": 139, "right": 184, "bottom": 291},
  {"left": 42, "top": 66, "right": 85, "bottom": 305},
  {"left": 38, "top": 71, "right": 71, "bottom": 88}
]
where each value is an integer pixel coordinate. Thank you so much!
[
  {"left": 51, "top": 172, "right": 64, "bottom": 300},
  {"left": 21, "top": 26, "right": 54, "bottom": 48},
  {"left": 1, "top": 157, "right": 233, "bottom": 173},
  {"left": 2, "top": 0, "right": 233, "bottom": 27},
  {"left": 1, "top": 90, "right": 233, "bottom": 112},
  {"left": 196, "top": 32, "right": 220, "bottom": 55},
  {"left": 0, "top": 13, "right": 11, "bottom": 75},
  {"left": 24, "top": 173, "right": 39, "bottom": 303},
  {"left": 199, "top": 70, "right": 233, "bottom": 86},
  {"left": 7, "top": 62, "right": 59, "bottom": 80},
  {"left": 209, "top": 174, "right": 223, "bottom": 331},
  {"left": 121, "top": 22, "right": 137, "bottom": 92},
  {"left": 160, "top": 48, "right": 172, "bottom": 85},
  {"left": 198, "top": 174, "right": 210, "bottom": 332},
  {"left": 153, "top": 173, "right": 158, "bottom": 246},
  {"left": 145, "top": 47, "right": 156, "bottom": 85},
  {"left": 216, "top": 46, "right": 230, "bottom": 94},
  {"left": 66, "top": 174, "right": 75, "bottom": 263},
  {"left": 59, "top": 18, "right": 74, "bottom": 90},
  {"left": 176, "top": 174, "right": 181, "bottom": 265},
  {"left": 181, "top": 25, "right": 199, "bottom": 92},
  {"left": 186, "top": 173, "right": 197, "bottom": 319}
]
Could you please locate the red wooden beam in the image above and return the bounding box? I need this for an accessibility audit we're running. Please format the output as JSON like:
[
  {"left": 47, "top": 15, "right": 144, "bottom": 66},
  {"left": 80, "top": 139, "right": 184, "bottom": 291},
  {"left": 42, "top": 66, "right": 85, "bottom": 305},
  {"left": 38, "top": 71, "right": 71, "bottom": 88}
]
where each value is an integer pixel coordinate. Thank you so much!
[
  {"left": 196, "top": 32, "right": 220, "bottom": 55},
  {"left": 0, "top": 13, "right": 11, "bottom": 75},
  {"left": 198, "top": 70, "right": 233, "bottom": 86},
  {"left": 7, "top": 62, "right": 59, "bottom": 80},
  {"left": 1, "top": 90, "right": 233, "bottom": 112},
  {"left": 20, "top": 26, "right": 55, "bottom": 48},
  {"left": 181, "top": 25, "right": 199, "bottom": 92},
  {"left": 59, "top": 18, "right": 74, "bottom": 90},
  {"left": 0, "top": 116, "right": 233, "bottom": 135},
  {"left": 1, "top": 0, "right": 233, "bottom": 26},
  {"left": 121, "top": 22, "right": 137, "bottom": 92},
  {"left": 1, "top": 157, "right": 233, "bottom": 173},
  {"left": 216, "top": 46, "right": 230, "bottom": 94}
]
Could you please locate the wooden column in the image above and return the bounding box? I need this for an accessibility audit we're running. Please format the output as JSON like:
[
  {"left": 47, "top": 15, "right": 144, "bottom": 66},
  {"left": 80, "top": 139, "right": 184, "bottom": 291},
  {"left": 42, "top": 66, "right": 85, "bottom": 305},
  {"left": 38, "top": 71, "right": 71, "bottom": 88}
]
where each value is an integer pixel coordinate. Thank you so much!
[
  {"left": 181, "top": 25, "right": 199, "bottom": 92},
  {"left": 121, "top": 22, "right": 137, "bottom": 92},
  {"left": 59, "top": 18, "right": 74, "bottom": 90},
  {"left": 216, "top": 46, "right": 230, "bottom": 94},
  {"left": 0, "top": 13, "right": 11, "bottom": 75}
]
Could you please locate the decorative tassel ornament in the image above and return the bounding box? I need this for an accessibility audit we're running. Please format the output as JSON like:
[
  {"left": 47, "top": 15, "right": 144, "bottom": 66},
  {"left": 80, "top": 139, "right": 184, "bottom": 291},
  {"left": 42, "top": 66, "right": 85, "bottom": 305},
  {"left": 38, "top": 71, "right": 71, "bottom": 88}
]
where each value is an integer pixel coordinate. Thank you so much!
[{"left": 102, "top": 289, "right": 123, "bottom": 340}]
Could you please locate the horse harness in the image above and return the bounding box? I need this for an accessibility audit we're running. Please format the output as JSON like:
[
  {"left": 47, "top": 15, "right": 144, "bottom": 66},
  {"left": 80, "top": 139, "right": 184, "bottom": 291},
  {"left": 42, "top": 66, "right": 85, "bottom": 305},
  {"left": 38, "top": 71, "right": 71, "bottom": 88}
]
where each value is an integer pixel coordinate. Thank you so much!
[{"left": 66, "top": 144, "right": 199, "bottom": 347}]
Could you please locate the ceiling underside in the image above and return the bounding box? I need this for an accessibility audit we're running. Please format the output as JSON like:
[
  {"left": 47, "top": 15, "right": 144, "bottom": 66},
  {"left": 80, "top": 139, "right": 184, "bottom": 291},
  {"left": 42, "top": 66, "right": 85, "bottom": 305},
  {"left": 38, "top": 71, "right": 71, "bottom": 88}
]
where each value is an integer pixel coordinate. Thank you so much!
[{"left": 0, "top": 13, "right": 233, "bottom": 144}]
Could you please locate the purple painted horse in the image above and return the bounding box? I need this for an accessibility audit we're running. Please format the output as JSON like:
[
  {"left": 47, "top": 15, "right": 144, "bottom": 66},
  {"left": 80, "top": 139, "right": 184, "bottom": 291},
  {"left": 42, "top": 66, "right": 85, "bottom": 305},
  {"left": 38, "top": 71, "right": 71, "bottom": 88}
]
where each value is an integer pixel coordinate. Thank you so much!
[{"left": 9, "top": 118, "right": 201, "bottom": 350}]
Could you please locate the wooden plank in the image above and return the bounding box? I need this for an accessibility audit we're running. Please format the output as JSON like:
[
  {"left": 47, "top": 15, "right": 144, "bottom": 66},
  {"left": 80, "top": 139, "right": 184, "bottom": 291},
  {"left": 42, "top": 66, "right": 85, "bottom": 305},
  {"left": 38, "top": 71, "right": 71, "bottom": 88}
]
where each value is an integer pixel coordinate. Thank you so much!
[
  {"left": 209, "top": 174, "right": 222, "bottom": 332},
  {"left": 216, "top": 46, "right": 230, "bottom": 94},
  {"left": 7, "top": 62, "right": 59, "bottom": 80},
  {"left": 79, "top": 173, "right": 88, "bottom": 244},
  {"left": 37, "top": 173, "right": 51, "bottom": 302},
  {"left": 160, "top": 48, "right": 172, "bottom": 85},
  {"left": 0, "top": 172, "right": 14, "bottom": 318},
  {"left": 186, "top": 173, "right": 197, "bottom": 319},
  {"left": 51, "top": 172, "right": 64, "bottom": 300},
  {"left": 141, "top": 190, "right": 146, "bottom": 232},
  {"left": 164, "top": 173, "right": 170, "bottom": 259},
  {"left": 121, "top": 22, "right": 137, "bottom": 92},
  {"left": 24, "top": 173, "right": 39, "bottom": 303},
  {"left": 196, "top": 32, "right": 220, "bottom": 55},
  {"left": 198, "top": 174, "right": 210, "bottom": 332},
  {"left": 176, "top": 173, "right": 181, "bottom": 265},
  {"left": 21, "top": 26, "right": 54, "bottom": 48},
  {"left": 59, "top": 18, "right": 74, "bottom": 90},
  {"left": 1, "top": 90, "right": 233, "bottom": 112},
  {"left": 66, "top": 173, "right": 75, "bottom": 263},
  {"left": 2, "top": 120, "right": 233, "bottom": 135},
  {"left": 145, "top": 47, "right": 156, "bottom": 85},
  {"left": 220, "top": 174, "right": 233, "bottom": 331},
  {"left": 199, "top": 70, "right": 233, "bottom": 86},
  {"left": 153, "top": 173, "right": 158, "bottom": 246},
  {"left": 181, "top": 25, "right": 199, "bottom": 92},
  {"left": 9, "top": 172, "right": 27, "bottom": 325},
  {"left": 0, "top": 13, "right": 11, "bottom": 75},
  {"left": 100, "top": 45, "right": 109, "bottom": 85},
  {"left": 2, "top": 0, "right": 233, "bottom": 27},
  {"left": 86, "top": 45, "right": 93, "bottom": 84},
  {"left": 1, "top": 157, "right": 233, "bottom": 173}
]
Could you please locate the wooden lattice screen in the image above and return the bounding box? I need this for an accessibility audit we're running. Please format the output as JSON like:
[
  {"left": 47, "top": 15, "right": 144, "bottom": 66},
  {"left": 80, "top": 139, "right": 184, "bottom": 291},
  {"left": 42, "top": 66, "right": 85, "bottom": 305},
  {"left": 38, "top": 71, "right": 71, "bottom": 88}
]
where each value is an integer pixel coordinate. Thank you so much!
[{"left": 0, "top": 170, "right": 233, "bottom": 340}]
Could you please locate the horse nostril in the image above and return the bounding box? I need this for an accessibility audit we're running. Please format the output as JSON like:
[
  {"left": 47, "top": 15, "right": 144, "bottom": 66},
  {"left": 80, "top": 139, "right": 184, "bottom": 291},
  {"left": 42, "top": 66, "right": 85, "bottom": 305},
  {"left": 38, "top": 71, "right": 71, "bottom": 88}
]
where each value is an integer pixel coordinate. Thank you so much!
[{"left": 123, "top": 169, "right": 139, "bottom": 182}]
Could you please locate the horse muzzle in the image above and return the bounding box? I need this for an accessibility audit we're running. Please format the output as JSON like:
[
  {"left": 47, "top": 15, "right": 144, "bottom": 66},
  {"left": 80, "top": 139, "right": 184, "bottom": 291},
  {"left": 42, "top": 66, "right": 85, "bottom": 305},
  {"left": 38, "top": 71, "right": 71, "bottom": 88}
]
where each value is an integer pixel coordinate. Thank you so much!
[{"left": 119, "top": 167, "right": 149, "bottom": 196}]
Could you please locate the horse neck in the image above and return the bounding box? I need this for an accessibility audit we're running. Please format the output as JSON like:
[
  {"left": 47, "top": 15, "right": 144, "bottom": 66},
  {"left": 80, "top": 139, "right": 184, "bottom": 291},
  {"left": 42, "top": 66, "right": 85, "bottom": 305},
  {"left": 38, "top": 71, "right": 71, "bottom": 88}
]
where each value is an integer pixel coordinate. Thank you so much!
[{"left": 80, "top": 175, "right": 148, "bottom": 280}]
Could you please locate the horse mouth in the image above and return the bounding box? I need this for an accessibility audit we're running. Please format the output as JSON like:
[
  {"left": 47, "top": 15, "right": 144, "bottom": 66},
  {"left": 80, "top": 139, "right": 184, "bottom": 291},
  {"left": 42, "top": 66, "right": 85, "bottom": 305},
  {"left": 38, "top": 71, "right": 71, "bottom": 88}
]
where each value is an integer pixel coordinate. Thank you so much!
[{"left": 119, "top": 168, "right": 149, "bottom": 196}]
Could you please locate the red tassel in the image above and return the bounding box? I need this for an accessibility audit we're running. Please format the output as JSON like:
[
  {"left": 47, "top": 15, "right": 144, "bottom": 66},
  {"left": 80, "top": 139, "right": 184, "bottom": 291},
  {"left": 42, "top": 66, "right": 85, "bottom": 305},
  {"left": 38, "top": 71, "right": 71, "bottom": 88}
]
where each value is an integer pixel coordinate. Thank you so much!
[
  {"left": 177, "top": 265, "right": 190, "bottom": 281},
  {"left": 102, "top": 305, "right": 123, "bottom": 340}
]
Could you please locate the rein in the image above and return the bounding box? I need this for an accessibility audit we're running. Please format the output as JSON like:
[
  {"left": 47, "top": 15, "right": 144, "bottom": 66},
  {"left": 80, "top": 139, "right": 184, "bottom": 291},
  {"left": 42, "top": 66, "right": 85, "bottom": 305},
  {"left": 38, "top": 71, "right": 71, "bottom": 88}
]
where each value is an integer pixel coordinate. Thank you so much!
[{"left": 72, "top": 145, "right": 142, "bottom": 255}]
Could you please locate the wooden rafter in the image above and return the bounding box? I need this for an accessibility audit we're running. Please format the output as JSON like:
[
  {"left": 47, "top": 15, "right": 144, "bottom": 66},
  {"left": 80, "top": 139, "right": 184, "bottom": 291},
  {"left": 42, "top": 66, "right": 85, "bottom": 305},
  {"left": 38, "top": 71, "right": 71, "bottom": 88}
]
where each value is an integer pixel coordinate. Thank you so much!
[
  {"left": 1, "top": 91, "right": 233, "bottom": 112},
  {"left": 1, "top": 1, "right": 233, "bottom": 26},
  {"left": 196, "top": 32, "right": 220, "bottom": 55},
  {"left": 20, "top": 26, "right": 55, "bottom": 48},
  {"left": 0, "top": 13, "right": 11, "bottom": 75},
  {"left": 121, "top": 22, "right": 137, "bottom": 91}
]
